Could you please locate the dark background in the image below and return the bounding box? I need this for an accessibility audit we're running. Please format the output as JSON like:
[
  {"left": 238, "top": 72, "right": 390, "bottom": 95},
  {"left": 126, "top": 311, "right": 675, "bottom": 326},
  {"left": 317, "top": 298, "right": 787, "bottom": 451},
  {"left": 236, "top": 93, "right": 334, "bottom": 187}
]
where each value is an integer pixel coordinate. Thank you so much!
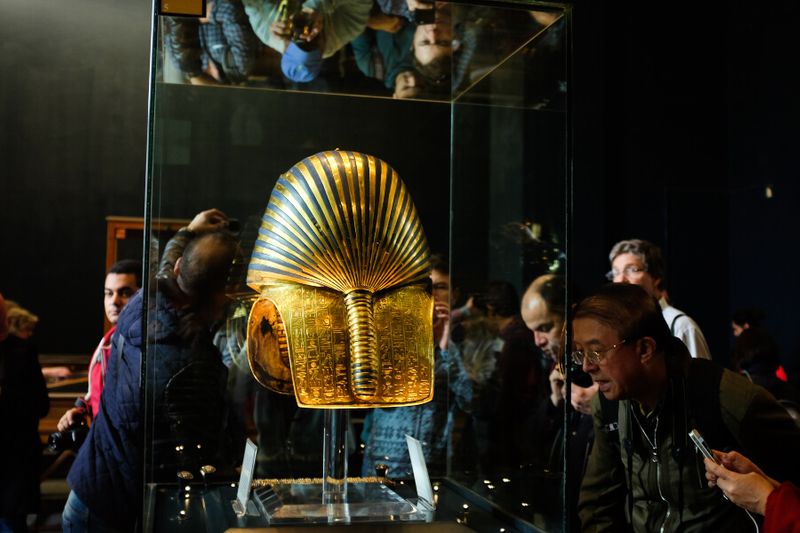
[
  {"left": 1, "top": 0, "right": 798, "bottom": 379},
  {"left": 571, "top": 0, "right": 800, "bottom": 374},
  {"left": 1, "top": 0, "right": 150, "bottom": 354}
]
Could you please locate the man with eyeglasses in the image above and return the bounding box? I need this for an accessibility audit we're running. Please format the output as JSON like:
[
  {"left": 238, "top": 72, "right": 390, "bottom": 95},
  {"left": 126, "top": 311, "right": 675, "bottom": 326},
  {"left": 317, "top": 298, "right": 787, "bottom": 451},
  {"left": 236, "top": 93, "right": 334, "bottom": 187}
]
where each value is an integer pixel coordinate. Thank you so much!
[
  {"left": 608, "top": 238, "right": 711, "bottom": 359},
  {"left": 576, "top": 283, "right": 800, "bottom": 533}
]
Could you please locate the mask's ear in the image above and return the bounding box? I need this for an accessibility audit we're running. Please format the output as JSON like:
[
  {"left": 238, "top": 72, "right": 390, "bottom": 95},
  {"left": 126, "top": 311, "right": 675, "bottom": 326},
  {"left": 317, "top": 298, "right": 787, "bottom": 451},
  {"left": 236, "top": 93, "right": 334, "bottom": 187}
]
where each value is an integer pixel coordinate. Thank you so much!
[
  {"left": 174, "top": 256, "right": 182, "bottom": 277},
  {"left": 638, "top": 336, "right": 658, "bottom": 364}
]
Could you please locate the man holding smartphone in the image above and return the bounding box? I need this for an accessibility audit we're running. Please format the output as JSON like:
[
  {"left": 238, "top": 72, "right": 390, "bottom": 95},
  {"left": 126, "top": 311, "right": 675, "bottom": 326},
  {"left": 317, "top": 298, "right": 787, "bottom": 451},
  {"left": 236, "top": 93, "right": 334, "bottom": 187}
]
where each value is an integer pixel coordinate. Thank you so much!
[{"left": 575, "top": 283, "right": 800, "bottom": 533}]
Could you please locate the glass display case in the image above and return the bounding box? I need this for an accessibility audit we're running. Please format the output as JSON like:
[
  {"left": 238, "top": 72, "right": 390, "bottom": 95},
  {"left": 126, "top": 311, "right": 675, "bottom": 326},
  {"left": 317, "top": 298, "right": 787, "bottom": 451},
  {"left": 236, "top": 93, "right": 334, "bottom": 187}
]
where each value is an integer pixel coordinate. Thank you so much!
[{"left": 141, "top": 0, "right": 570, "bottom": 530}]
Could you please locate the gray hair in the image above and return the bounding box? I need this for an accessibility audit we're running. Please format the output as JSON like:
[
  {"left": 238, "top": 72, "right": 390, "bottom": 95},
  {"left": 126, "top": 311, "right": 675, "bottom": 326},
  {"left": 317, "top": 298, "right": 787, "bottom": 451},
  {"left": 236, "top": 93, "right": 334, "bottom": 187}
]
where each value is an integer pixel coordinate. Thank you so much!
[{"left": 608, "top": 239, "right": 666, "bottom": 290}]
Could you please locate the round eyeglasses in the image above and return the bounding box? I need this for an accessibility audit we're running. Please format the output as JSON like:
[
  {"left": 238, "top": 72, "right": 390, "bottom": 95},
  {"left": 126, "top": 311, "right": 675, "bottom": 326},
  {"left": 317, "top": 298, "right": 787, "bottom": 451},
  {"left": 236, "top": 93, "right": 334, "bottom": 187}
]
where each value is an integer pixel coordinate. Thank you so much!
[
  {"left": 605, "top": 266, "right": 646, "bottom": 281},
  {"left": 570, "top": 339, "right": 627, "bottom": 366}
]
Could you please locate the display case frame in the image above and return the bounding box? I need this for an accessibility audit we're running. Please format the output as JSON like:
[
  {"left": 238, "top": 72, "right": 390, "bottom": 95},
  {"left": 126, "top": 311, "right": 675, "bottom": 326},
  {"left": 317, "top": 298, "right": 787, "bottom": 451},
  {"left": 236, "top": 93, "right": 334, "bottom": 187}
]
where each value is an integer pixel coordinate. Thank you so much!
[{"left": 139, "top": 0, "right": 573, "bottom": 529}]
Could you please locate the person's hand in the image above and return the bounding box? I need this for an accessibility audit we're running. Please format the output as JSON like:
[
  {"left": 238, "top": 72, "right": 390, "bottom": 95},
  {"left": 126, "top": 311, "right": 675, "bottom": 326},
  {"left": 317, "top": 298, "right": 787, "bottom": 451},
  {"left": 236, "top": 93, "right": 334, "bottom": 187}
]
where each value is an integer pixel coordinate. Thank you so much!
[
  {"left": 706, "top": 449, "right": 779, "bottom": 487},
  {"left": 464, "top": 295, "right": 476, "bottom": 313},
  {"left": 199, "top": 0, "right": 215, "bottom": 23},
  {"left": 549, "top": 367, "right": 565, "bottom": 407},
  {"left": 433, "top": 299, "right": 450, "bottom": 351},
  {"left": 42, "top": 366, "right": 73, "bottom": 379},
  {"left": 704, "top": 457, "right": 777, "bottom": 515},
  {"left": 189, "top": 72, "right": 222, "bottom": 86},
  {"left": 205, "top": 60, "right": 222, "bottom": 82},
  {"left": 406, "top": 0, "right": 432, "bottom": 11},
  {"left": 570, "top": 382, "right": 599, "bottom": 415},
  {"left": 187, "top": 208, "right": 228, "bottom": 233},
  {"left": 270, "top": 19, "right": 292, "bottom": 48},
  {"left": 715, "top": 450, "right": 763, "bottom": 476},
  {"left": 367, "top": 12, "right": 404, "bottom": 33},
  {"left": 57, "top": 407, "right": 85, "bottom": 432}
]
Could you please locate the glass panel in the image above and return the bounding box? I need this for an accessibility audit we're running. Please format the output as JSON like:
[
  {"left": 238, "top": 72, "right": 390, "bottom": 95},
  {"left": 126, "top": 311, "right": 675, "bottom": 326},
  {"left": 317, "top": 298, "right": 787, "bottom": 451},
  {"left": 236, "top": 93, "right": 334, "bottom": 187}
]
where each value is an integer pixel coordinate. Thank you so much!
[
  {"left": 143, "top": 0, "right": 569, "bottom": 529},
  {"left": 448, "top": 8, "right": 568, "bottom": 532}
]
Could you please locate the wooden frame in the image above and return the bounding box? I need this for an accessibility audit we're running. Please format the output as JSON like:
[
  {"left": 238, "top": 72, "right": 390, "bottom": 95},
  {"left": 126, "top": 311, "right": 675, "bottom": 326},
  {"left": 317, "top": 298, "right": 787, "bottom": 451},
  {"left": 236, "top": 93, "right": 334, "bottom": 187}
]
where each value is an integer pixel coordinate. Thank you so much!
[{"left": 104, "top": 216, "right": 190, "bottom": 330}]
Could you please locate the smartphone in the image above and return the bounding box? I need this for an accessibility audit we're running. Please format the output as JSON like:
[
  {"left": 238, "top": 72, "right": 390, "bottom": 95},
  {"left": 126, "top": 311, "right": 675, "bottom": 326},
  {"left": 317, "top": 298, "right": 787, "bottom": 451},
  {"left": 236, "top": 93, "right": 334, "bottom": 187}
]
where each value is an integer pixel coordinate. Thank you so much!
[
  {"left": 690, "top": 429, "right": 731, "bottom": 501},
  {"left": 689, "top": 429, "right": 719, "bottom": 464}
]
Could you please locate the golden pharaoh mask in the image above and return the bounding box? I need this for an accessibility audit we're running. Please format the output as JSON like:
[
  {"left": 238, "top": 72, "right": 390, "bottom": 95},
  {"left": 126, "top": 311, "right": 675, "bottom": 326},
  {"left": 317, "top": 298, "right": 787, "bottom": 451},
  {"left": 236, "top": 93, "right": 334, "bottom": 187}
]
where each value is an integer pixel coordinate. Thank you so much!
[{"left": 246, "top": 150, "right": 434, "bottom": 408}]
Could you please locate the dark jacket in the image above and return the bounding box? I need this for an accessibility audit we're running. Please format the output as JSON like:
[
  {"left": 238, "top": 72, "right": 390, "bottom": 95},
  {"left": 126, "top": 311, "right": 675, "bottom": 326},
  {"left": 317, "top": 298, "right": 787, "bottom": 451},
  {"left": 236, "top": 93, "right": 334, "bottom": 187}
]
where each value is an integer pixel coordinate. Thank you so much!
[
  {"left": 578, "top": 343, "right": 800, "bottom": 533},
  {"left": 0, "top": 335, "right": 49, "bottom": 517},
  {"left": 68, "top": 288, "right": 229, "bottom": 529},
  {"left": 67, "top": 291, "right": 145, "bottom": 530}
]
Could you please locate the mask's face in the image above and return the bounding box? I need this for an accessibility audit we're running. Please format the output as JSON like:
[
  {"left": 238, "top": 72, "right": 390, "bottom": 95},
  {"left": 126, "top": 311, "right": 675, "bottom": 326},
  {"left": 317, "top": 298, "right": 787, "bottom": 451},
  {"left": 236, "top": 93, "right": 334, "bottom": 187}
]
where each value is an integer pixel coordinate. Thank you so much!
[
  {"left": 246, "top": 151, "right": 434, "bottom": 408},
  {"left": 248, "top": 283, "right": 433, "bottom": 407}
]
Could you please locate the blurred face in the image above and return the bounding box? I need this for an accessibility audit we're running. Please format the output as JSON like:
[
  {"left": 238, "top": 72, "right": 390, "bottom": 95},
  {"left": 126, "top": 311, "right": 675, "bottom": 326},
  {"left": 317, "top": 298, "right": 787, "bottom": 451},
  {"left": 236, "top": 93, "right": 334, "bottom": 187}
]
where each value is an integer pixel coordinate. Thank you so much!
[
  {"left": 104, "top": 273, "right": 138, "bottom": 324},
  {"left": 521, "top": 292, "right": 564, "bottom": 360},
  {"left": 610, "top": 252, "right": 661, "bottom": 299},
  {"left": 413, "top": 13, "right": 454, "bottom": 66},
  {"left": 573, "top": 317, "right": 641, "bottom": 401},
  {"left": 430, "top": 268, "right": 450, "bottom": 304}
]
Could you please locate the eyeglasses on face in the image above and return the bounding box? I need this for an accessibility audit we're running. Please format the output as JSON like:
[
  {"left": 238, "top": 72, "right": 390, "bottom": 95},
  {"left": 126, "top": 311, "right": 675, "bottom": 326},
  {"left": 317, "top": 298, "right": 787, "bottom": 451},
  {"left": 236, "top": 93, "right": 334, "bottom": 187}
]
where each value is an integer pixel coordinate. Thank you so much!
[
  {"left": 570, "top": 339, "right": 627, "bottom": 366},
  {"left": 605, "top": 266, "right": 646, "bottom": 281}
]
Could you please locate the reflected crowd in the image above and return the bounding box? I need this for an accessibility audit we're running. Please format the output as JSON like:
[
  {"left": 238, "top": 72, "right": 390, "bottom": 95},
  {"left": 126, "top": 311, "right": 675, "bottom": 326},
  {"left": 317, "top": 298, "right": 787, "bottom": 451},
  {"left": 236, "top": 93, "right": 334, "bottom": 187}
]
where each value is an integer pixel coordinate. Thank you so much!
[{"left": 160, "top": 0, "right": 566, "bottom": 102}]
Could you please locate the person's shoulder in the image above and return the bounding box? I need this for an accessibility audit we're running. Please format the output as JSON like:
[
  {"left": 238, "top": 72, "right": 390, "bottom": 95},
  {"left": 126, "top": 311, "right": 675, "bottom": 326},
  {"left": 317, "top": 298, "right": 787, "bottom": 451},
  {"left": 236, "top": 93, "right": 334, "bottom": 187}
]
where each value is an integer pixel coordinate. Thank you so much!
[
  {"left": 676, "top": 313, "right": 702, "bottom": 332},
  {"left": 718, "top": 365, "right": 775, "bottom": 416},
  {"left": 115, "top": 290, "right": 144, "bottom": 341},
  {"left": 662, "top": 302, "right": 692, "bottom": 324},
  {"left": 665, "top": 305, "right": 707, "bottom": 340},
  {"left": 120, "top": 290, "right": 144, "bottom": 319}
]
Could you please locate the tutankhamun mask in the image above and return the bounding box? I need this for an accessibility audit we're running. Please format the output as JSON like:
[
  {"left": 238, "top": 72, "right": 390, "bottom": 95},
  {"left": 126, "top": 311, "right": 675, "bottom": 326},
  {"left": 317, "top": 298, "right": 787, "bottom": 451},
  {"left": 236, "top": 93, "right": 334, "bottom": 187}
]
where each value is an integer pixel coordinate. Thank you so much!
[{"left": 246, "top": 150, "right": 434, "bottom": 408}]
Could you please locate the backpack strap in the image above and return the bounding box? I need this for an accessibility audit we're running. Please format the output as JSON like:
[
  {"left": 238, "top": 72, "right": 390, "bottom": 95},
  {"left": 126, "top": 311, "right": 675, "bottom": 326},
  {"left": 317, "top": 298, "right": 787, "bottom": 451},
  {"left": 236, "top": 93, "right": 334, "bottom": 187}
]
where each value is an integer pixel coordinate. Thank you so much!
[{"left": 670, "top": 313, "right": 686, "bottom": 335}]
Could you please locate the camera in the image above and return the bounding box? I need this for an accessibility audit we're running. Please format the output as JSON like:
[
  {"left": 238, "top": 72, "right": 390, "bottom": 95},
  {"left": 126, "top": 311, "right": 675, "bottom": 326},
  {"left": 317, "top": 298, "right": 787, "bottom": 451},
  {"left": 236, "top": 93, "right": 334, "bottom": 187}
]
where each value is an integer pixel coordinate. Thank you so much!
[
  {"left": 48, "top": 426, "right": 89, "bottom": 453},
  {"left": 291, "top": 11, "right": 315, "bottom": 43},
  {"left": 412, "top": 1, "right": 436, "bottom": 25}
]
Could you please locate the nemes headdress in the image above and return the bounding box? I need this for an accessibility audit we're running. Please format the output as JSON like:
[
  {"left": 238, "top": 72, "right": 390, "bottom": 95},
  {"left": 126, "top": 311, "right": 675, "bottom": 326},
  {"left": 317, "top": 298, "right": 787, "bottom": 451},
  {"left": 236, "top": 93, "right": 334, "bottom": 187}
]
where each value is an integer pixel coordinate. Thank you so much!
[{"left": 246, "top": 150, "right": 434, "bottom": 408}]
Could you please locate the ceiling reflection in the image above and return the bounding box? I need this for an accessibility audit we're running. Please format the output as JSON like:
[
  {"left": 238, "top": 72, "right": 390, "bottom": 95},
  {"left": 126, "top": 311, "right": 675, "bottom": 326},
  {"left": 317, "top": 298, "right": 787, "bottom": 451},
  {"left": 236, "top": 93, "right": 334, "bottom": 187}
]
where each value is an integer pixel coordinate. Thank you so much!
[{"left": 157, "top": 0, "right": 565, "bottom": 105}]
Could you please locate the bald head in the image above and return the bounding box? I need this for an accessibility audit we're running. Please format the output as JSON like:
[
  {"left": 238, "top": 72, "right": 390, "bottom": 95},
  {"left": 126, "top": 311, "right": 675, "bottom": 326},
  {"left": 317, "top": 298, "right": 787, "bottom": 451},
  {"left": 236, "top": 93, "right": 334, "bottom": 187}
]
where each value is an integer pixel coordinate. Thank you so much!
[
  {"left": 521, "top": 274, "right": 565, "bottom": 360},
  {"left": 176, "top": 231, "right": 238, "bottom": 296}
]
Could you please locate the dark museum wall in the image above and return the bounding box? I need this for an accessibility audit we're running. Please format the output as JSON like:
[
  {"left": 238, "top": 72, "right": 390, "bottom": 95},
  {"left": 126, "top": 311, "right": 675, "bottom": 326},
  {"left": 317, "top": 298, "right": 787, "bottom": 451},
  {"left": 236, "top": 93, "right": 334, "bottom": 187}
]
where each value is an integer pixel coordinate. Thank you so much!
[
  {"left": 0, "top": 0, "right": 150, "bottom": 354},
  {"left": 572, "top": 0, "right": 800, "bottom": 376},
  {"left": 1, "top": 0, "right": 798, "bottom": 379}
]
